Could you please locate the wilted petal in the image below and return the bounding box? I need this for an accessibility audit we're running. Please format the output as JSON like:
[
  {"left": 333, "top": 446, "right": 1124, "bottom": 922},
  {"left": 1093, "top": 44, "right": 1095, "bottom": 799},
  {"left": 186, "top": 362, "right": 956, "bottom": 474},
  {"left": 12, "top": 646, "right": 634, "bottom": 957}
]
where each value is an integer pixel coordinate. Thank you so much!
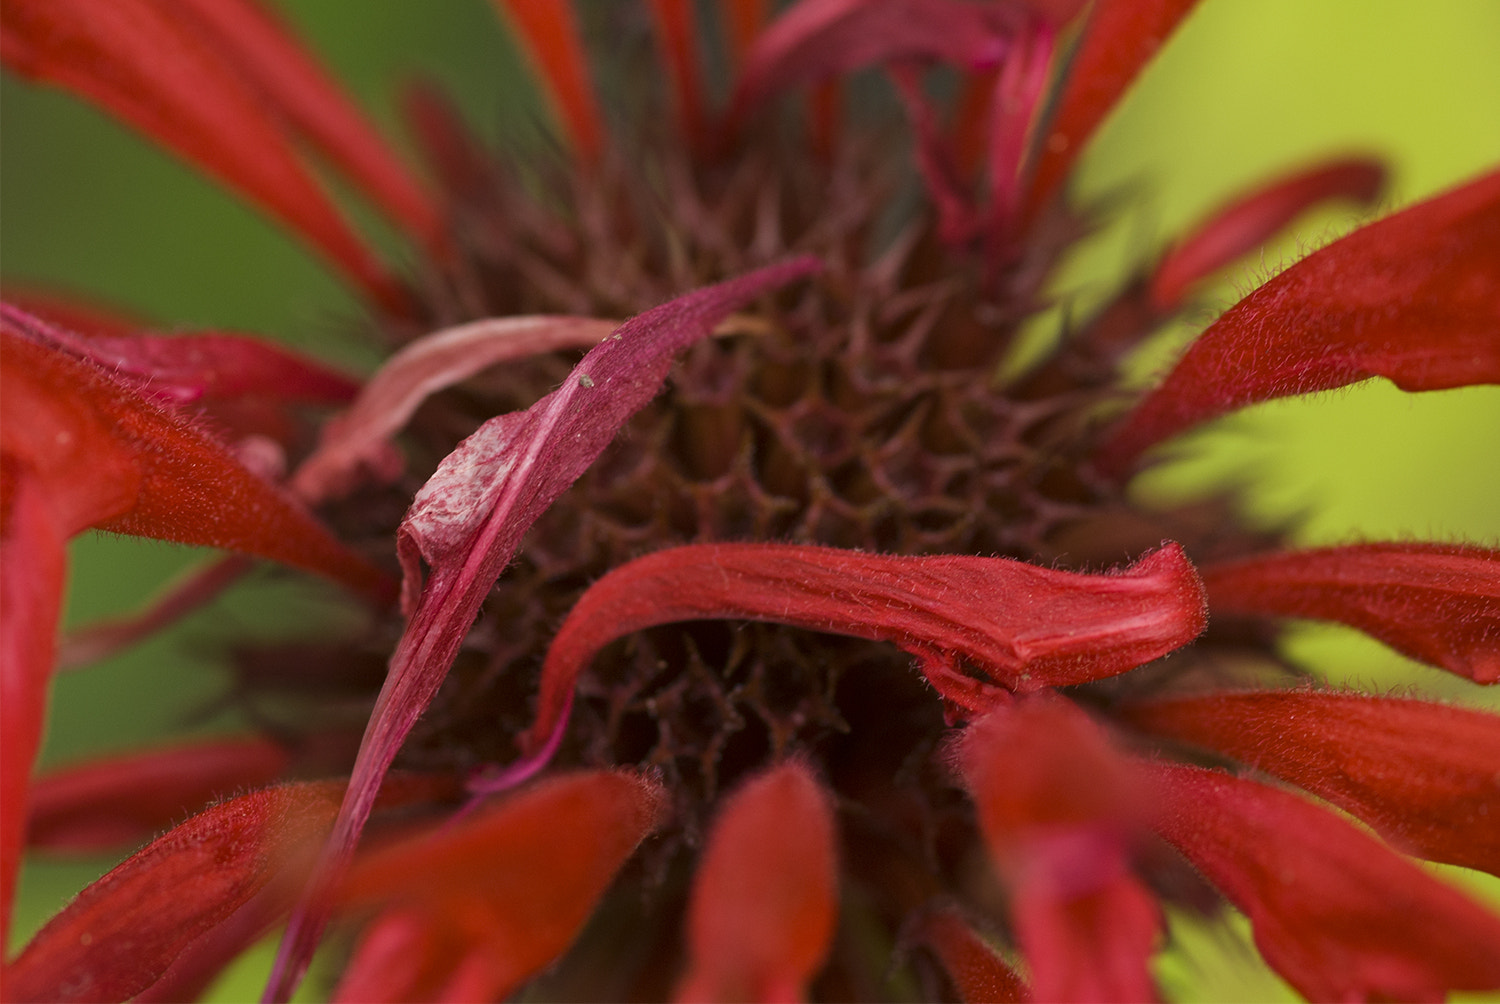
[
  {"left": 1149, "top": 157, "right": 1387, "bottom": 310},
  {"left": 522, "top": 542, "right": 1206, "bottom": 754},
  {"left": 1124, "top": 689, "right": 1500, "bottom": 875},
  {"left": 1203, "top": 542, "right": 1500, "bottom": 683},
  {"left": 490, "top": 0, "right": 603, "bottom": 162},
  {"left": 267, "top": 259, "right": 817, "bottom": 1001},
  {"left": 674, "top": 762, "right": 838, "bottom": 1003},
  {"left": 336, "top": 771, "right": 665, "bottom": 1004},
  {"left": 26, "top": 737, "right": 290, "bottom": 854},
  {"left": 1146, "top": 762, "right": 1500, "bottom": 1002},
  {"left": 0, "top": 0, "right": 402, "bottom": 307},
  {"left": 906, "top": 905, "right": 1031, "bottom": 1003},
  {"left": 957, "top": 695, "right": 1160, "bottom": 1003},
  {"left": 1098, "top": 170, "right": 1500, "bottom": 477}
]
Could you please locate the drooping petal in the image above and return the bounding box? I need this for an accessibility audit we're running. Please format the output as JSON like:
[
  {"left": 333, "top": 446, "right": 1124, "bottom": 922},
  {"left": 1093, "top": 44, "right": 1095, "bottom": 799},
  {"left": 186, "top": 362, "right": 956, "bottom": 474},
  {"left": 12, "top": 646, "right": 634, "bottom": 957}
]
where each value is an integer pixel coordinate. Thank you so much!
[
  {"left": 26, "top": 737, "right": 290, "bottom": 854},
  {"left": 1124, "top": 690, "right": 1500, "bottom": 875},
  {"left": 490, "top": 0, "right": 604, "bottom": 162},
  {"left": 1097, "top": 170, "right": 1500, "bottom": 477},
  {"left": 1149, "top": 157, "right": 1387, "bottom": 310},
  {"left": 957, "top": 695, "right": 1161, "bottom": 1003},
  {"left": 1023, "top": 0, "right": 1201, "bottom": 220},
  {"left": 1145, "top": 762, "right": 1500, "bottom": 1002},
  {"left": 334, "top": 771, "right": 665, "bottom": 1004},
  {"left": 673, "top": 762, "right": 838, "bottom": 1003},
  {"left": 1, "top": 311, "right": 391, "bottom": 601},
  {"left": 906, "top": 905, "right": 1031, "bottom": 1003},
  {"left": 290, "top": 316, "right": 618, "bottom": 503},
  {"left": 0, "top": 0, "right": 403, "bottom": 308},
  {"left": 265, "top": 259, "right": 818, "bottom": 1001},
  {"left": 522, "top": 542, "right": 1206, "bottom": 753},
  {"left": 1202, "top": 542, "right": 1500, "bottom": 683}
]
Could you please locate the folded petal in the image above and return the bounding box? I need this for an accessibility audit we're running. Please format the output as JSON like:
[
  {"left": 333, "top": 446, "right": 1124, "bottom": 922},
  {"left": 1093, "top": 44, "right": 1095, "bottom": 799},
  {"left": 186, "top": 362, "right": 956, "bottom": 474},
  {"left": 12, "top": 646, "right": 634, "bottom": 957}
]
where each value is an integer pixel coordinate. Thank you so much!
[
  {"left": 266, "top": 259, "right": 818, "bottom": 1001},
  {"left": 0, "top": 0, "right": 403, "bottom": 307},
  {"left": 1098, "top": 170, "right": 1500, "bottom": 477},
  {"left": 674, "top": 762, "right": 838, "bottom": 1003},
  {"left": 523, "top": 542, "right": 1206, "bottom": 753},
  {"left": 1124, "top": 690, "right": 1500, "bottom": 875},
  {"left": 1202, "top": 542, "right": 1500, "bottom": 683},
  {"left": 906, "top": 905, "right": 1031, "bottom": 1003},
  {"left": 490, "top": 0, "right": 603, "bottom": 162},
  {"left": 1145, "top": 762, "right": 1500, "bottom": 1002},
  {"left": 957, "top": 696, "right": 1160, "bottom": 1002},
  {"left": 26, "top": 737, "right": 290, "bottom": 854},
  {"left": 335, "top": 770, "right": 665, "bottom": 1004}
]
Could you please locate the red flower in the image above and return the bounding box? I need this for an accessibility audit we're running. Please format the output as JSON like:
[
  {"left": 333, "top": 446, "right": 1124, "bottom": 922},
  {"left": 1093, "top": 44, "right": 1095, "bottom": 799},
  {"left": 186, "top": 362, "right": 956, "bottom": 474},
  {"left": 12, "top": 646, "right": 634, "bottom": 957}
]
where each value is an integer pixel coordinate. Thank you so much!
[{"left": 3, "top": 1, "right": 1498, "bottom": 1001}]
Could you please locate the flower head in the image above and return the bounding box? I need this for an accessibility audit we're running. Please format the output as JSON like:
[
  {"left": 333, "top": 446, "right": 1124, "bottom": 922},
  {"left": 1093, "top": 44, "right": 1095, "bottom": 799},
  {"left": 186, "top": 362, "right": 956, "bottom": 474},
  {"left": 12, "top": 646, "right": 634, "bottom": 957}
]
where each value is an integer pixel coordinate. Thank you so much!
[{"left": 3, "top": 2, "right": 1498, "bottom": 1002}]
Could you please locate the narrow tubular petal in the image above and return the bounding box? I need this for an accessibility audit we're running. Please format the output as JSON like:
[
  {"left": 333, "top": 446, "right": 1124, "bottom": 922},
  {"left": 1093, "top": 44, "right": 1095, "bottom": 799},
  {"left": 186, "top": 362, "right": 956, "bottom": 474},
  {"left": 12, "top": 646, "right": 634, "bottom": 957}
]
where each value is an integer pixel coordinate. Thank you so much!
[
  {"left": 26, "top": 738, "right": 290, "bottom": 854},
  {"left": 1023, "top": 0, "right": 1201, "bottom": 220},
  {"left": 958, "top": 696, "right": 1160, "bottom": 1003},
  {"left": 1202, "top": 542, "right": 1500, "bottom": 683},
  {"left": 1149, "top": 157, "right": 1387, "bottom": 310},
  {"left": 166, "top": 0, "right": 446, "bottom": 253},
  {"left": 673, "top": 762, "right": 838, "bottom": 1003},
  {"left": 291, "top": 316, "right": 618, "bottom": 503},
  {"left": 1145, "top": 763, "right": 1500, "bottom": 1002},
  {"left": 266, "top": 260, "right": 817, "bottom": 1002},
  {"left": 337, "top": 771, "right": 666, "bottom": 1004},
  {"left": 907, "top": 906, "right": 1031, "bottom": 1003},
  {"left": 1, "top": 314, "right": 390, "bottom": 601},
  {"left": 491, "top": 0, "right": 604, "bottom": 162},
  {"left": 648, "top": 0, "right": 707, "bottom": 150},
  {"left": 5, "top": 782, "right": 343, "bottom": 1003},
  {"left": 1097, "top": 170, "right": 1500, "bottom": 478},
  {"left": 1123, "top": 690, "right": 1500, "bottom": 875},
  {"left": 0, "top": 460, "right": 66, "bottom": 946},
  {"left": 523, "top": 542, "right": 1206, "bottom": 753},
  {"left": 0, "top": 0, "right": 401, "bottom": 307}
]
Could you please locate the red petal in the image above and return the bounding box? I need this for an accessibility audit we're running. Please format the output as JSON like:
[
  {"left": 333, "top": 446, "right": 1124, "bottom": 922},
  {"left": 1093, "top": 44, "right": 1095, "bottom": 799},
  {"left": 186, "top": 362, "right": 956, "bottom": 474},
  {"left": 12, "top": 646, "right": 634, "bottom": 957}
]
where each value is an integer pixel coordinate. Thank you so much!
[
  {"left": 1124, "top": 690, "right": 1500, "bottom": 875},
  {"left": 648, "top": 0, "right": 707, "bottom": 151},
  {"left": 291, "top": 315, "right": 617, "bottom": 503},
  {"left": 1097, "top": 170, "right": 1500, "bottom": 478},
  {"left": 1203, "top": 542, "right": 1500, "bottom": 683},
  {"left": 0, "top": 459, "right": 66, "bottom": 946},
  {"left": 1145, "top": 763, "right": 1500, "bottom": 1002},
  {"left": 1149, "top": 157, "right": 1387, "bottom": 311},
  {"left": 523, "top": 542, "right": 1206, "bottom": 754},
  {"left": 336, "top": 771, "right": 665, "bottom": 1004},
  {"left": 1023, "top": 0, "right": 1201, "bottom": 220},
  {"left": 26, "top": 737, "right": 290, "bottom": 854},
  {"left": 490, "top": 0, "right": 604, "bottom": 162},
  {"left": 723, "top": 0, "right": 768, "bottom": 69},
  {"left": 1, "top": 312, "right": 391, "bottom": 600},
  {"left": 167, "top": 0, "right": 445, "bottom": 254},
  {"left": 957, "top": 696, "right": 1160, "bottom": 1002},
  {"left": 906, "top": 905, "right": 1032, "bottom": 1003},
  {"left": 266, "top": 259, "right": 818, "bottom": 1001},
  {"left": 0, "top": 0, "right": 402, "bottom": 307},
  {"left": 674, "top": 762, "right": 838, "bottom": 1003},
  {"left": 5, "top": 782, "right": 343, "bottom": 1003}
]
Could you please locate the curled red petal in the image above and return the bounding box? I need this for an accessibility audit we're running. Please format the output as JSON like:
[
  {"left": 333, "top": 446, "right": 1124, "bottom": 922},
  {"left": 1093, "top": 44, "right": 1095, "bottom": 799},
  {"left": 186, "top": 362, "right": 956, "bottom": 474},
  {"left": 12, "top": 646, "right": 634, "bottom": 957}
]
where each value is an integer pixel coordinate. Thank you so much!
[
  {"left": 490, "top": 0, "right": 603, "bottom": 162},
  {"left": 673, "top": 762, "right": 838, "bottom": 1003},
  {"left": 523, "top": 541, "right": 1206, "bottom": 753},
  {"left": 1, "top": 314, "right": 391, "bottom": 601},
  {"left": 26, "top": 737, "right": 290, "bottom": 854},
  {"left": 906, "top": 905, "right": 1032, "bottom": 1003},
  {"left": 266, "top": 259, "right": 818, "bottom": 1002},
  {"left": 1097, "top": 170, "right": 1500, "bottom": 478},
  {"left": 1145, "top": 763, "right": 1500, "bottom": 1002},
  {"left": 1124, "top": 689, "right": 1500, "bottom": 875},
  {"left": 1023, "top": 0, "right": 1201, "bottom": 220},
  {"left": 1203, "top": 542, "right": 1500, "bottom": 683},
  {"left": 957, "top": 696, "right": 1161, "bottom": 1003},
  {"left": 0, "top": 0, "right": 402, "bottom": 308},
  {"left": 1149, "top": 157, "right": 1387, "bottom": 311},
  {"left": 336, "top": 771, "right": 665, "bottom": 1004}
]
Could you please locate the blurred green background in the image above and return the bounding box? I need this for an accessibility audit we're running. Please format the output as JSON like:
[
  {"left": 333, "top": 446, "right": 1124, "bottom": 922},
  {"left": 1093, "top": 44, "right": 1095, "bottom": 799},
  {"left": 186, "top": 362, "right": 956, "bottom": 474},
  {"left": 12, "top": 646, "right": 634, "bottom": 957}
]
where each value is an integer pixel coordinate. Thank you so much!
[{"left": 3, "top": 1, "right": 1498, "bottom": 1000}]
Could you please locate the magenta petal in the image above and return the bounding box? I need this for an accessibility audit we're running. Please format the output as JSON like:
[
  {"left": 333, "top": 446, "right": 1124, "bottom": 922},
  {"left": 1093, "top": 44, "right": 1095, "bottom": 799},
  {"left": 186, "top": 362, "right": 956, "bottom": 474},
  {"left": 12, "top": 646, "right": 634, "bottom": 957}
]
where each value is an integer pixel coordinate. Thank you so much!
[
  {"left": 1097, "top": 170, "right": 1500, "bottom": 478},
  {"left": 264, "top": 258, "right": 819, "bottom": 1002}
]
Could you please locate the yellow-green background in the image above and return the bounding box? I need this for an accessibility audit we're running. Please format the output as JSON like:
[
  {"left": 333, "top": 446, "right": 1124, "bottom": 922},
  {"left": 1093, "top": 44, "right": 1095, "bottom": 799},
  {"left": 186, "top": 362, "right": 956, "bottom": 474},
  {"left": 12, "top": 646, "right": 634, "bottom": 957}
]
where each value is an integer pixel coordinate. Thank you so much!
[{"left": 2, "top": 1, "right": 1497, "bottom": 1000}]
